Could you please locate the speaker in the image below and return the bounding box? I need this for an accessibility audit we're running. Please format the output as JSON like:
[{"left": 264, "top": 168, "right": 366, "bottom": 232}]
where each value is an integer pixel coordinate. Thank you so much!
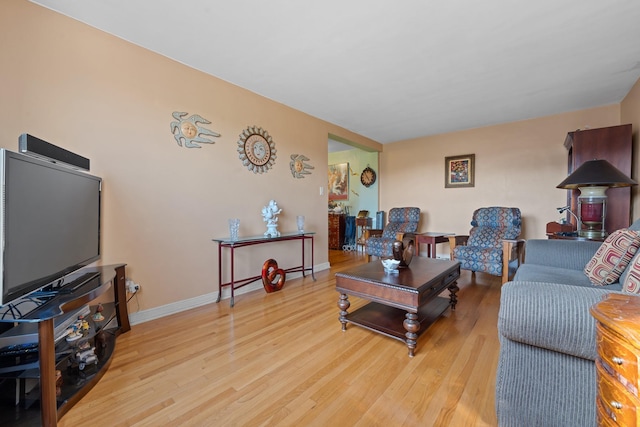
[{"left": 18, "top": 133, "right": 90, "bottom": 171}]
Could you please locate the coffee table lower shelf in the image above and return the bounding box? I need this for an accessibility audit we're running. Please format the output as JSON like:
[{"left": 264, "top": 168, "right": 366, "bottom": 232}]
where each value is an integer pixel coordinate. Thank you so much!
[{"left": 345, "top": 297, "right": 451, "bottom": 345}]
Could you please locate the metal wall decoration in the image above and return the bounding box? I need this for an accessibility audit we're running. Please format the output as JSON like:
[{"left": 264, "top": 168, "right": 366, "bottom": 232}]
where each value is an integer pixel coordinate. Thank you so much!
[
  {"left": 238, "top": 126, "right": 277, "bottom": 173},
  {"left": 289, "top": 154, "right": 314, "bottom": 178},
  {"left": 170, "top": 112, "right": 221, "bottom": 148}
]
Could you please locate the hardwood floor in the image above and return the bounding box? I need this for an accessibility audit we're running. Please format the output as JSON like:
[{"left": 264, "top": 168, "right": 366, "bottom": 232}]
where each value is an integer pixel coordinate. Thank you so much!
[{"left": 59, "top": 251, "right": 502, "bottom": 427}]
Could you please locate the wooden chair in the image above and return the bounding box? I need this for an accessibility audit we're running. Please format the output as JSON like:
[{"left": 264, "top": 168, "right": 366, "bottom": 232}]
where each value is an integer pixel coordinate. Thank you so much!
[
  {"left": 364, "top": 207, "right": 420, "bottom": 262},
  {"left": 448, "top": 207, "right": 524, "bottom": 284}
]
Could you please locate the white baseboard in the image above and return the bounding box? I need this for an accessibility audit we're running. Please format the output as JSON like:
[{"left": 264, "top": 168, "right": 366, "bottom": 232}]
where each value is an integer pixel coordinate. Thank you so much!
[{"left": 128, "top": 262, "right": 330, "bottom": 325}]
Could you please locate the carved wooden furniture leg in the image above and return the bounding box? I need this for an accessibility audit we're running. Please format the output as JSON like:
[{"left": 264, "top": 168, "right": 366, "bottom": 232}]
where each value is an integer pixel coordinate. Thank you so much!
[
  {"left": 448, "top": 281, "right": 459, "bottom": 310},
  {"left": 338, "top": 294, "right": 350, "bottom": 331},
  {"left": 403, "top": 312, "right": 420, "bottom": 357}
]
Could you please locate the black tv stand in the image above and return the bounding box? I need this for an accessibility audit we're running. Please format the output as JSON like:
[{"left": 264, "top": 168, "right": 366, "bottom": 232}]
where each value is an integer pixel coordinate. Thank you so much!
[{"left": 0, "top": 264, "right": 130, "bottom": 427}]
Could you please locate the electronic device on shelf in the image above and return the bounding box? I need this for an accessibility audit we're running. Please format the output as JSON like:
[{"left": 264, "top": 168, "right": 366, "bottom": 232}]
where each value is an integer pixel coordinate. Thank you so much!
[
  {"left": 0, "top": 304, "right": 91, "bottom": 349},
  {"left": 0, "top": 145, "right": 102, "bottom": 306},
  {"left": 0, "top": 341, "right": 38, "bottom": 357},
  {"left": 556, "top": 231, "right": 579, "bottom": 237}
]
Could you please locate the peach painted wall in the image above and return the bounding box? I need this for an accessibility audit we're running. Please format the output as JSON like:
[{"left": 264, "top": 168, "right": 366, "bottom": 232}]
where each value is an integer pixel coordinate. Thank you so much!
[
  {"left": 3, "top": 0, "right": 639, "bottom": 318},
  {"left": 0, "top": 0, "right": 381, "bottom": 314},
  {"left": 381, "top": 105, "right": 622, "bottom": 252},
  {"left": 621, "top": 77, "right": 640, "bottom": 217}
]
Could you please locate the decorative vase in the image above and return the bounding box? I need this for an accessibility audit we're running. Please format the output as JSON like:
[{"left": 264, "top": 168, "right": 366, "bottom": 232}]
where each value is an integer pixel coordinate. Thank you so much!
[
  {"left": 229, "top": 218, "right": 240, "bottom": 241},
  {"left": 392, "top": 238, "right": 414, "bottom": 267},
  {"left": 296, "top": 215, "right": 305, "bottom": 233}
]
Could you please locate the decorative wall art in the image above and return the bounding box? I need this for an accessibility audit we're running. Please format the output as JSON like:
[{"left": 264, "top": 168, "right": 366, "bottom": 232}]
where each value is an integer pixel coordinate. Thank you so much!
[
  {"left": 170, "top": 112, "right": 221, "bottom": 148},
  {"left": 328, "top": 162, "right": 349, "bottom": 200},
  {"left": 445, "top": 154, "right": 475, "bottom": 188},
  {"left": 289, "top": 154, "right": 314, "bottom": 178},
  {"left": 238, "top": 126, "right": 277, "bottom": 173}
]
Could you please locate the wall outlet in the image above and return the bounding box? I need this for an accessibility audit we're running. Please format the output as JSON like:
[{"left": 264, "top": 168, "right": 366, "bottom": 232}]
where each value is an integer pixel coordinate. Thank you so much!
[{"left": 126, "top": 279, "right": 140, "bottom": 293}]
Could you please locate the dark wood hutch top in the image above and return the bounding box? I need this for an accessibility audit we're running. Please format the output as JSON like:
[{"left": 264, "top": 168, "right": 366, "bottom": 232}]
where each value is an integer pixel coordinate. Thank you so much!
[{"left": 562, "top": 124, "right": 633, "bottom": 235}]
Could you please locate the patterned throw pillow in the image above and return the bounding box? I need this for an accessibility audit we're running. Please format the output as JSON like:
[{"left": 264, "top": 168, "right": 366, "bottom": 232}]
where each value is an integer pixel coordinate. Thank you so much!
[
  {"left": 584, "top": 229, "right": 640, "bottom": 286},
  {"left": 622, "top": 254, "right": 640, "bottom": 293}
]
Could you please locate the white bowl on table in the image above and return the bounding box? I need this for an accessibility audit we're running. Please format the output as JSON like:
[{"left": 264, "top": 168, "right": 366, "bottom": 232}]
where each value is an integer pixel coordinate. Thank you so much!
[{"left": 381, "top": 259, "right": 401, "bottom": 273}]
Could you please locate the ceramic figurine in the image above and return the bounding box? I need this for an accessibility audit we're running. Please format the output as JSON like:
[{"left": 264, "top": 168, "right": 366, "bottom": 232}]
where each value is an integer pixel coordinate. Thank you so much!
[
  {"left": 261, "top": 199, "right": 282, "bottom": 237},
  {"left": 92, "top": 303, "right": 105, "bottom": 322}
]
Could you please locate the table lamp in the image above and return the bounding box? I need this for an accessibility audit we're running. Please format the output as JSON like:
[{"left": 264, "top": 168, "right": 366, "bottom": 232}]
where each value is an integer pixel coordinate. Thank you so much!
[{"left": 556, "top": 159, "right": 637, "bottom": 239}]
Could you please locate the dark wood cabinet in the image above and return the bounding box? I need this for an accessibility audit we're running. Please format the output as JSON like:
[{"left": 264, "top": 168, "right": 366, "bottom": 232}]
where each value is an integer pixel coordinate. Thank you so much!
[
  {"left": 328, "top": 213, "right": 345, "bottom": 250},
  {"left": 563, "top": 124, "right": 633, "bottom": 234}
]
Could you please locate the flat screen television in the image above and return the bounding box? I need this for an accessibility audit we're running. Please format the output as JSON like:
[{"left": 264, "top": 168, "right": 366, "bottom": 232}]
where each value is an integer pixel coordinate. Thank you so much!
[{"left": 0, "top": 148, "right": 102, "bottom": 306}]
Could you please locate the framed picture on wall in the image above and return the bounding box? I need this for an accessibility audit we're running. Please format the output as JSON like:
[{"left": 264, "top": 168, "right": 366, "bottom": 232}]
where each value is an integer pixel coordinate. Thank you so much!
[
  {"left": 445, "top": 154, "right": 475, "bottom": 188},
  {"left": 328, "top": 162, "right": 349, "bottom": 200}
]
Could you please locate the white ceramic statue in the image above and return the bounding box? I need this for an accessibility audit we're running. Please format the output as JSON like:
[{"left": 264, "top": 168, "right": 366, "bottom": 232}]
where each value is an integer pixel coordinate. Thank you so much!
[{"left": 261, "top": 199, "right": 282, "bottom": 237}]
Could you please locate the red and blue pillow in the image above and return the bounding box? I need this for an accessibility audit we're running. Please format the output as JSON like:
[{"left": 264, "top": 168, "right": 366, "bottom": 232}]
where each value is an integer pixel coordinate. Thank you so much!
[{"left": 584, "top": 229, "right": 640, "bottom": 286}]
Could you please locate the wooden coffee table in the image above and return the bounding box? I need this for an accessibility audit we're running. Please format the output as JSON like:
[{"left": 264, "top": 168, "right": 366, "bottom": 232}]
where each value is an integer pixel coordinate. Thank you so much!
[{"left": 335, "top": 257, "right": 460, "bottom": 357}]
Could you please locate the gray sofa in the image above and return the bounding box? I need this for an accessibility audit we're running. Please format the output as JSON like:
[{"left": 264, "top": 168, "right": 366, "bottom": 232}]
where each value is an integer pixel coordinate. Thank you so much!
[{"left": 495, "top": 228, "right": 640, "bottom": 427}]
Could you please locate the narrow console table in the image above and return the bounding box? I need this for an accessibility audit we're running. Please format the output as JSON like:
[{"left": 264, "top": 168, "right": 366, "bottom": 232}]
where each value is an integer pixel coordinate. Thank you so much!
[
  {"left": 213, "top": 232, "right": 316, "bottom": 307},
  {"left": 0, "top": 264, "right": 129, "bottom": 427}
]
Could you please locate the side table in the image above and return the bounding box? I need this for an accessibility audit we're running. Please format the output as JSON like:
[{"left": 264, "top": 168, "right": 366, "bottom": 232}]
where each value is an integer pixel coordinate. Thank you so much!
[
  {"left": 590, "top": 293, "right": 640, "bottom": 426},
  {"left": 415, "top": 232, "right": 454, "bottom": 258},
  {"left": 355, "top": 217, "right": 372, "bottom": 252},
  {"left": 548, "top": 232, "right": 606, "bottom": 242}
]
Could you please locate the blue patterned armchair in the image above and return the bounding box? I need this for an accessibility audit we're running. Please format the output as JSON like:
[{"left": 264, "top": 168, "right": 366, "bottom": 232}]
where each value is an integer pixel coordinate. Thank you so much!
[
  {"left": 365, "top": 207, "right": 420, "bottom": 262},
  {"left": 448, "top": 207, "right": 524, "bottom": 284}
]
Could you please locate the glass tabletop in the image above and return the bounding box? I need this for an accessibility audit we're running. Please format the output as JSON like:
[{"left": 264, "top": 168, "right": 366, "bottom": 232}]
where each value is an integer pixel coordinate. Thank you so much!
[{"left": 212, "top": 231, "right": 315, "bottom": 244}]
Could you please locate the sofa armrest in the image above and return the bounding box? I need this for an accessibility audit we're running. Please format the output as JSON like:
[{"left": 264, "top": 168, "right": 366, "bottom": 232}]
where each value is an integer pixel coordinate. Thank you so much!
[
  {"left": 448, "top": 235, "right": 469, "bottom": 259},
  {"left": 499, "top": 281, "right": 622, "bottom": 360},
  {"left": 502, "top": 239, "right": 525, "bottom": 284},
  {"left": 523, "top": 239, "right": 602, "bottom": 271}
]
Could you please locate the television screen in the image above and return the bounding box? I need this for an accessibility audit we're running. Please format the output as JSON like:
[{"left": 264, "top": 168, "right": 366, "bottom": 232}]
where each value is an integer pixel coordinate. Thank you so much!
[{"left": 0, "top": 149, "right": 101, "bottom": 306}]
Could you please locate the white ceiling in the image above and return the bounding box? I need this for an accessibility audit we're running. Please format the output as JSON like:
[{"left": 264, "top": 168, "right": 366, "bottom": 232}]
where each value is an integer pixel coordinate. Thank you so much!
[{"left": 31, "top": 0, "right": 640, "bottom": 144}]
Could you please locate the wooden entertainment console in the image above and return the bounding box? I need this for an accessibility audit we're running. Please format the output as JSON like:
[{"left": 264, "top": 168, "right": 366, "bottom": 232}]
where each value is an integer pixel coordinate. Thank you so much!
[{"left": 0, "top": 264, "right": 130, "bottom": 427}]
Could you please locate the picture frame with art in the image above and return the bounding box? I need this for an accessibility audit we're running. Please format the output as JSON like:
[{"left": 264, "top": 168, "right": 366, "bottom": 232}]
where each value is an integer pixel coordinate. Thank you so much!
[
  {"left": 328, "top": 162, "right": 349, "bottom": 200},
  {"left": 445, "top": 154, "right": 475, "bottom": 188}
]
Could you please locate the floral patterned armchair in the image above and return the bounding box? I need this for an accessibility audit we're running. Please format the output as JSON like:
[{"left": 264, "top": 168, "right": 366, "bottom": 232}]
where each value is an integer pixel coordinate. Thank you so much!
[
  {"left": 448, "top": 207, "right": 524, "bottom": 284},
  {"left": 365, "top": 207, "right": 420, "bottom": 262}
]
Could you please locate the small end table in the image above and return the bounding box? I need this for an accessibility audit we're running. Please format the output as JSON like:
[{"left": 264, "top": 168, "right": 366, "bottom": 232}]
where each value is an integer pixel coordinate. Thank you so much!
[
  {"left": 355, "top": 217, "right": 372, "bottom": 252},
  {"left": 415, "top": 232, "right": 454, "bottom": 258}
]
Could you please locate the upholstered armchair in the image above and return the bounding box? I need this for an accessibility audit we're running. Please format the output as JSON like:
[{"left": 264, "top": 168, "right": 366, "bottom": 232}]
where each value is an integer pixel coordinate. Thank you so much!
[
  {"left": 364, "top": 207, "right": 420, "bottom": 262},
  {"left": 448, "top": 207, "right": 524, "bottom": 284}
]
